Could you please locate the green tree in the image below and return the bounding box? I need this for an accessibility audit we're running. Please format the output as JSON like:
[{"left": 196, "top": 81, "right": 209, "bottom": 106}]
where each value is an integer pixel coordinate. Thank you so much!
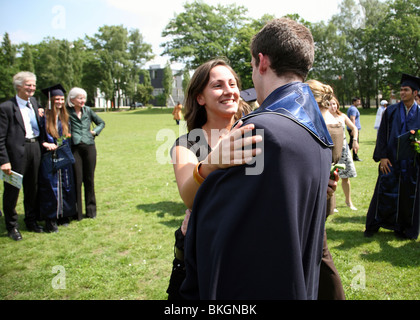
[
  {"left": 0, "top": 33, "right": 18, "bottom": 102},
  {"left": 81, "top": 49, "right": 103, "bottom": 106},
  {"left": 18, "top": 43, "right": 35, "bottom": 73},
  {"left": 126, "top": 29, "right": 154, "bottom": 103},
  {"left": 33, "top": 38, "right": 60, "bottom": 96},
  {"left": 88, "top": 25, "right": 130, "bottom": 108},
  {"left": 31, "top": 37, "right": 86, "bottom": 104},
  {"left": 97, "top": 50, "right": 115, "bottom": 105},
  {"left": 378, "top": 0, "right": 420, "bottom": 92},
  {"left": 182, "top": 69, "right": 190, "bottom": 92},
  {"left": 330, "top": 0, "right": 367, "bottom": 106},
  {"left": 136, "top": 69, "right": 154, "bottom": 104},
  {"left": 161, "top": 1, "right": 249, "bottom": 69},
  {"left": 229, "top": 14, "right": 275, "bottom": 90},
  {"left": 315, "top": 0, "right": 388, "bottom": 107},
  {"left": 134, "top": 83, "right": 154, "bottom": 105},
  {"left": 162, "top": 62, "right": 173, "bottom": 106},
  {"left": 358, "top": 0, "right": 389, "bottom": 107},
  {"left": 309, "top": 20, "right": 346, "bottom": 103},
  {"left": 70, "top": 39, "right": 86, "bottom": 88},
  {"left": 87, "top": 25, "right": 153, "bottom": 108}
]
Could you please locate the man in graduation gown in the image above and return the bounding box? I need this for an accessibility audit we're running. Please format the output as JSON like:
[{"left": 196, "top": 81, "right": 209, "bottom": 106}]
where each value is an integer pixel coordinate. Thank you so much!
[
  {"left": 180, "top": 18, "right": 333, "bottom": 300},
  {"left": 365, "top": 74, "right": 420, "bottom": 240}
]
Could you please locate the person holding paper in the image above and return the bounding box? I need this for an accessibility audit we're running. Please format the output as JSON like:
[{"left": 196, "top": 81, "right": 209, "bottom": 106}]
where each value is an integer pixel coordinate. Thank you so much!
[
  {"left": 0, "top": 71, "right": 44, "bottom": 241},
  {"left": 365, "top": 73, "right": 420, "bottom": 240}
]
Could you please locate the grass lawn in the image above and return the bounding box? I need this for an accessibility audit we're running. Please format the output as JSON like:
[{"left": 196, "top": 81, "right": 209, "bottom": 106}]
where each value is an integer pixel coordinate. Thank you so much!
[{"left": 0, "top": 107, "right": 418, "bottom": 300}]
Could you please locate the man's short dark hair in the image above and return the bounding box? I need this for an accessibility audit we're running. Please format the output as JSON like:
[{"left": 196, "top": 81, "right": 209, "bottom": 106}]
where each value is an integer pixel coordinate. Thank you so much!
[
  {"left": 352, "top": 97, "right": 360, "bottom": 103},
  {"left": 250, "top": 18, "right": 314, "bottom": 80}
]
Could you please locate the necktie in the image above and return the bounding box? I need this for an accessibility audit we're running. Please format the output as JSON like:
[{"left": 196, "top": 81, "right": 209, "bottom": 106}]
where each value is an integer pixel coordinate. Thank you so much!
[{"left": 27, "top": 101, "right": 40, "bottom": 137}]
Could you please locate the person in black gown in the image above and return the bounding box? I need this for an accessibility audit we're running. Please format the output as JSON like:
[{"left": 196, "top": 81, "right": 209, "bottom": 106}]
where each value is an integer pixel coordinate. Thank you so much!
[
  {"left": 365, "top": 74, "right": 420, "bottom": 240},
  {"left": 39, "top": 84, "right": 76, "bottom": 232},
  {"left": 180, "top": 18, "right": 334, "bottom": 299}
]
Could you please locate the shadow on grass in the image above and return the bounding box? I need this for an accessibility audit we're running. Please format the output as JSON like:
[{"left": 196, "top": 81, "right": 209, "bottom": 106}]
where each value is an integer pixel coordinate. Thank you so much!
[
  {"left": 0, "top": 214, "right": 27, "bottom": 236},
  {"left": 114, "top": 108, "right": 173, "bottom": 115},
  {"left": 362, "top": 139, "right": 377, "bottom": 146},
  {"left": 136, "top": 201, "right": 186, "bottom": 228},
  {"left": 360, "top": 238, "right": 420, "bottom": 267},
  {"left": 326, "top": 226, "right": 420, "bottom": 267},
  {"left": 329, "top": 213, "right": 366, "bottom": 224}
]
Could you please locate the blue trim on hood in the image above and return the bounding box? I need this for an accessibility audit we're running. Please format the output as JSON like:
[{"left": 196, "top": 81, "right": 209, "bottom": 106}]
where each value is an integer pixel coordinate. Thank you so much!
[{"left": 243, "top": 82, "right": 333, "bottom": 147}]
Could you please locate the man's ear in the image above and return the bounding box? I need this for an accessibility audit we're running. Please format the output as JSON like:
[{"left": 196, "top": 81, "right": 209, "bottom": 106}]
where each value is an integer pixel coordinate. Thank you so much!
[{"left": 258, "top": 53, "right": 270, "bottom": 74}]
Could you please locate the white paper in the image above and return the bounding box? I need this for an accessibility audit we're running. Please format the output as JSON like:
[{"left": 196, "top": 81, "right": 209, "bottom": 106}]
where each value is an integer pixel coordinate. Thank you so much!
[{"left": 0, "top": 170, "right": 23, "bottom": 189}]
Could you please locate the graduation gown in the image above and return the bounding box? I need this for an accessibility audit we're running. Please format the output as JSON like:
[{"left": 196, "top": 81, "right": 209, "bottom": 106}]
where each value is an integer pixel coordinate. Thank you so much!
[
  {"left": 366, "top": 102, "right": 420, "bottom": 239},
  {"left": 39, "top": 117, "right": 76, "bottom": 220},
  {"left": 181, "top": 82, "right": 333, "bottom": 300}
]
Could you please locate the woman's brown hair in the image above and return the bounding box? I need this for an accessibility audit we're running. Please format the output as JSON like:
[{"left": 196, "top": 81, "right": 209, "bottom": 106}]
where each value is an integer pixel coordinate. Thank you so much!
[
  {"left": 183, "top": 58, "right": 251, "bottom": 132},
  {"left": 331, "top": 96, "right": 343, "bottom": 116},
  {"left": 45, "top": 97, "right": 70, "bottom": 139}
]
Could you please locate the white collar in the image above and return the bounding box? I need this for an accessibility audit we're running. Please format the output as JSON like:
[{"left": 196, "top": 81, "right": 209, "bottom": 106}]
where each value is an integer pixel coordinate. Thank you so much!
[
  {"left": 404, "top": 101, "right": 415, "bottom": 114},
  {"left": 16, "top": 95, "right": 30, "bottom": 108}
]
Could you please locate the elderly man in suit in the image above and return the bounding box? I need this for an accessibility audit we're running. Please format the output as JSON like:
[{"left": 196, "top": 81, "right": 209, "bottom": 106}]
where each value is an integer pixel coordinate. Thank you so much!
[{"left": 0, "top": 71, "right": 44, "bottom": 240}]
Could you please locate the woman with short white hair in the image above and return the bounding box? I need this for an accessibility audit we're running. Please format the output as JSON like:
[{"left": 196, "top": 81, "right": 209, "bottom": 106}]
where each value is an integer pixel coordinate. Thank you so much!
[{"left": 66, "top": 87, "right": 105, "bottom": 220}]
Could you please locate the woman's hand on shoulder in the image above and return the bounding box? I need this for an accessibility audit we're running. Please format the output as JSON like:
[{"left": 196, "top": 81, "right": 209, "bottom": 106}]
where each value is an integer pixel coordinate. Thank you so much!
[{"left": 207, "top": 120, "right": 263, "bottom": 170}]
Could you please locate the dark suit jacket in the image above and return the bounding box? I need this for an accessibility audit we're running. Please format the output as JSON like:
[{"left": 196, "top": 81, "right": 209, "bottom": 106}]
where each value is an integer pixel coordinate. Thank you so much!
[{"left": 0, "top": 96, "right": 42, "bottom": 173}]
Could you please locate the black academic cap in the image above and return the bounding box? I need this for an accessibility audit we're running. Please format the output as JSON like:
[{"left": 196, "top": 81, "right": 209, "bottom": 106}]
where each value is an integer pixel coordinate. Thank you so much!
[
  {"left": 401, "top": 74, "right": 420, "bottom": 91},
  {"left": 240, "top": 88, "right": 257, "bottom": 102},
  {"left": 41, "top": 84, "right": 66, "bottom": 97}
]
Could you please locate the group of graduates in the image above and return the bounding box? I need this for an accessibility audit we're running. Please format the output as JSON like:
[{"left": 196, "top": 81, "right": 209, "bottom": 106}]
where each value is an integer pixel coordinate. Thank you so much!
[{"left": 0, "top": 72, "right": 105, "bottom": 240}]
